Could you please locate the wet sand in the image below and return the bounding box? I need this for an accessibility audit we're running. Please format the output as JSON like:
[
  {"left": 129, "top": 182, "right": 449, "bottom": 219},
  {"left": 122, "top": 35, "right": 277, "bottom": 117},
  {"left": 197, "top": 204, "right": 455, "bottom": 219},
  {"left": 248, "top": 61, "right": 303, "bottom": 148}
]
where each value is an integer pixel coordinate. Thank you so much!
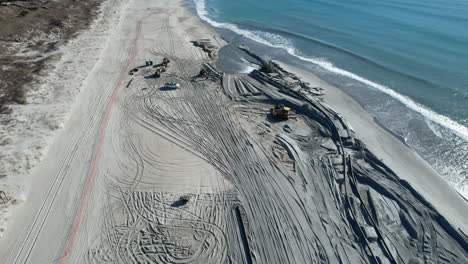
[{"left": 277, "top": 62, "right": 468, "bottom": 234}]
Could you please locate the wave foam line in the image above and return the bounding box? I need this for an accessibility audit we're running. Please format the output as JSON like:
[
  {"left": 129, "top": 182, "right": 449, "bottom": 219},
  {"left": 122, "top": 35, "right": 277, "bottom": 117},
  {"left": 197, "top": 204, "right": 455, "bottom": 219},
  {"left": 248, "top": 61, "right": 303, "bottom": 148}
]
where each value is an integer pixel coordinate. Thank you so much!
[{"left": 194, "top": 0, "right": 468, "bottom": 141}]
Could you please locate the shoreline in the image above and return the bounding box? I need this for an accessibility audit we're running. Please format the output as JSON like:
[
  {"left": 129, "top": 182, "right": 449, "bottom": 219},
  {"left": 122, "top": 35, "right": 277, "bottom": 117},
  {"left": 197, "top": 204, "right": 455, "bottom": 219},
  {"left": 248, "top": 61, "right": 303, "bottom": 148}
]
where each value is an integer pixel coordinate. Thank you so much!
[
  {"left": 192, "top": 0, "right": 468, "bottom": 199},
  {"left": 0, "top": 0, "right": 466, "bottom": 262},
  {"left": 274, "top": 61, "right": 468, "bottom": 233},
  {"left": 217, "top": 53, "right": 468, "bottom": 260},
  {"left": 192, "top": 0, "right": 468, "bottom": 140}
]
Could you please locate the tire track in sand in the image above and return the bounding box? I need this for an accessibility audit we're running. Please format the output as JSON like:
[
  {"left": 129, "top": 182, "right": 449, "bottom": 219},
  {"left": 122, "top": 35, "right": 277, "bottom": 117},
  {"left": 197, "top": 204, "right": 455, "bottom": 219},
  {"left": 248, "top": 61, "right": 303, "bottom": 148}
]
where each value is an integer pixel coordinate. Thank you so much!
[{"left": 59, "top": 12, "right": 156, "bottom": 264}]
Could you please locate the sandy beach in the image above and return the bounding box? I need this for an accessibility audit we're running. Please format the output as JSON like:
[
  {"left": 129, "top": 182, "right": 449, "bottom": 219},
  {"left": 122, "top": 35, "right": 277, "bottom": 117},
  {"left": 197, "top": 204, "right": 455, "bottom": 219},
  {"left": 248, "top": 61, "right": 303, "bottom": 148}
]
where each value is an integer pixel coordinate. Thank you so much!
[
  {"left": 277, "top": 62, "right": 468, "bottom": 232},
  {"left": 0, "top": 0, "right": 466, "bottom": 263}
]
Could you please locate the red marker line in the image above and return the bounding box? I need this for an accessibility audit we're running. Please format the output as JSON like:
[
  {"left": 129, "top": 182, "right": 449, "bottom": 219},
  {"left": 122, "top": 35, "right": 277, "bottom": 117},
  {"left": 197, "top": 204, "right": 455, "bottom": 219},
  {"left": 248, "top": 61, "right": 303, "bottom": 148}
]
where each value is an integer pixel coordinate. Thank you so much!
[{"left": 59, "top": 12, "right": 155, "bottom": 263}]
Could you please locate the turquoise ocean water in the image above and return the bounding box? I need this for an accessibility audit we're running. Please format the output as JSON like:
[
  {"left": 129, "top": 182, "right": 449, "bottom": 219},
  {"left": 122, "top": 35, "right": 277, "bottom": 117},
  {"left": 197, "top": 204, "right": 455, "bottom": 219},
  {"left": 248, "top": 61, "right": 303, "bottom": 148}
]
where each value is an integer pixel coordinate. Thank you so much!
[{"left": 190, "top": 0, "right": 468, "bottom": 197}]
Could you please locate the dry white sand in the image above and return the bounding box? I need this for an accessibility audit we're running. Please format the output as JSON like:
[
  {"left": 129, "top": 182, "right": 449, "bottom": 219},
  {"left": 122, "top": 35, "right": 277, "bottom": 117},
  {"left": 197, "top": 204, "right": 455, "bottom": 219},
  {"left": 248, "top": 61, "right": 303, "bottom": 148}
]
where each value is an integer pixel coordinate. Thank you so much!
[
  {"left": 0, "top": 0, "right": 230, "bottom": 262},
  {"left": 0, "top": 0, "right": 128, "bottom": 238},
  {"left": 0, "top": 0, "right": 466, "bottom": 263}
]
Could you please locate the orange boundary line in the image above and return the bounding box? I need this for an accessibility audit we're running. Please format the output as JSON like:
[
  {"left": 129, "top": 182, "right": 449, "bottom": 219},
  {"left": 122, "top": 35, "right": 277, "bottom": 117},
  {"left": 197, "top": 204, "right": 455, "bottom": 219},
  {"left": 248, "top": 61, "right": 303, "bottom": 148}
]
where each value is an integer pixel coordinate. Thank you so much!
[{"left": 59, "top": 12, "right": 156, "bottom": 263}]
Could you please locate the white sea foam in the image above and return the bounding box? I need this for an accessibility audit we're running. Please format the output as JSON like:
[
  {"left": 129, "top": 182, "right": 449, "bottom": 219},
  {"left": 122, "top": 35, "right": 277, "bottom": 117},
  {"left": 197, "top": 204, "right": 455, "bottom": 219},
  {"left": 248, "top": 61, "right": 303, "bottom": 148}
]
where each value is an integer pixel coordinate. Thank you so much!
[
  {"left": 425, "top": 118, "right": 444, "bottom": 139},
  {"left": 195, "top": 0, "right": 295, "bottom": 53},
  {"left": 239, "top": 57, "right": 258, "bottom": 73},
  {"left": 240, "top": 64, "right": 257, "bottom": 74},
  {"left": 194, "top": 0, "right": 468, "bottom": 141}
]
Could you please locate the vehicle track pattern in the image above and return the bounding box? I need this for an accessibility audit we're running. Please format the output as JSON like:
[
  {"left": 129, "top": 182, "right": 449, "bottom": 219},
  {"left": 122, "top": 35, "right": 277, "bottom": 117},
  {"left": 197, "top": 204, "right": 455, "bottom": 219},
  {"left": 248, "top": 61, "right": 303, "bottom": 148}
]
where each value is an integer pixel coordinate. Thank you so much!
[{"left": 12, "top": 1, "right": 467, "bottom": 263}]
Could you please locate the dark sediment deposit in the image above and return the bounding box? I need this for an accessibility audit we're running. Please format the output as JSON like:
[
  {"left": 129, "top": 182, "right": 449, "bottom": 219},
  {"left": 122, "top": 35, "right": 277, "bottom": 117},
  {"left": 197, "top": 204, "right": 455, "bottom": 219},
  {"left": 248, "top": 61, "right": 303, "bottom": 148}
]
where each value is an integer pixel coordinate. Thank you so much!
[{"left": 191, "top": 45, "right": 468, "bottom": 263}]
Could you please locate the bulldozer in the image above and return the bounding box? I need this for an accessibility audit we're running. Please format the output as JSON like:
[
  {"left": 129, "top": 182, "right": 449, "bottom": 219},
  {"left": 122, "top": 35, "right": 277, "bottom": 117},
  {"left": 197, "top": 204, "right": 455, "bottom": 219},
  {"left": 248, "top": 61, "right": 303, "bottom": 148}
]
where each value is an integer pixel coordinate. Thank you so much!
[
  {"left": 271, "top": 104, "right": 291, "bottom": 120},
  {"left": 154, "top": 65, "right": 166, "bottom": 78}
]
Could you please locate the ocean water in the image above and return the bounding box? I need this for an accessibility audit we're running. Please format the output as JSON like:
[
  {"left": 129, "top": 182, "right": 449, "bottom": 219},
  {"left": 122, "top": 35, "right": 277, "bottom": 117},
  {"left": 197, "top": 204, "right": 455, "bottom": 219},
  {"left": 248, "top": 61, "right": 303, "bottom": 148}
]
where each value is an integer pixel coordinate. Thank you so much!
[{"left": 190, "top": 0, "right": 468, "bottom": 197}]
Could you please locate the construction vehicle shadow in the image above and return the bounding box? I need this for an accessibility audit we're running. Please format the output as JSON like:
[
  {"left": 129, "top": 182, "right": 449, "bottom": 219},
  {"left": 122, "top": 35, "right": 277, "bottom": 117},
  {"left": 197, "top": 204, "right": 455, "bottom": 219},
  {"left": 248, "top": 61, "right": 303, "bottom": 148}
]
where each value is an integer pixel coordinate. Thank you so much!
[
  {"left": 266, "top": 114, "right": 288, "bottom": 124},
  {"left": 159, "top": 86, "right": 177, "bottom": 91},
  {"left": 170, "top": 195, "right": 190, "bottom": 207},
  {"left": 170, "top": 200, "right": 186, "bottom": 207}
]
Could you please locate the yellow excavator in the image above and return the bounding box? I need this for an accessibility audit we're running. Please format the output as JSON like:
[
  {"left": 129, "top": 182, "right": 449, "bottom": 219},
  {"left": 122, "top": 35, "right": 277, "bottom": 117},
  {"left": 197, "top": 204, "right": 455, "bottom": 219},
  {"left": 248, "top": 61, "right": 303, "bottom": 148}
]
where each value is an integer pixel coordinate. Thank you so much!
[
  {"left": 271, "top": 104, "right": 291, "bottom": 119},
  {"left": 154, "top": 65, "right": 166, "bottom": 78}
]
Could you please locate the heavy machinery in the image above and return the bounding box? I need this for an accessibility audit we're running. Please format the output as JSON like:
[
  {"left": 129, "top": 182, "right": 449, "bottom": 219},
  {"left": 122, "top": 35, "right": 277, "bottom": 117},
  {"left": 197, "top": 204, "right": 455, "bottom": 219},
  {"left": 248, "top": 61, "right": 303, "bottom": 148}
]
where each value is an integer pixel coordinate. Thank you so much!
[
  {"left": 179, "top": 195, "right": 191, "bottom": 203},
  {"left": 199, "top": 69, "right": 207, "bottom": 77},
  {"left": 154, "top": 65, "right": 166, "bottom": 78},
  {"left": 162, "top": 57, "right": 170, "bottom": 67},
  {"left": 271, "top": 104, "right": 291, "bottom": 120},
  {"left": 129, "top": 67, "right": 138, "bottom": 75},
  {"left": 163, "top": 82, "right": 180, "bottom": 89}
]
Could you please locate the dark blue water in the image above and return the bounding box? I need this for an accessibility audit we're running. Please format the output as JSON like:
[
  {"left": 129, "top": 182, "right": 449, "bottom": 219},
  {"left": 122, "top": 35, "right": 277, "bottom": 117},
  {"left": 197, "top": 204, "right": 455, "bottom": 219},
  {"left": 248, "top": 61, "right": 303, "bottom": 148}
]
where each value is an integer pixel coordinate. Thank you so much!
[{"left": 190, "top": 0, "right": 468, "bottom": 196}]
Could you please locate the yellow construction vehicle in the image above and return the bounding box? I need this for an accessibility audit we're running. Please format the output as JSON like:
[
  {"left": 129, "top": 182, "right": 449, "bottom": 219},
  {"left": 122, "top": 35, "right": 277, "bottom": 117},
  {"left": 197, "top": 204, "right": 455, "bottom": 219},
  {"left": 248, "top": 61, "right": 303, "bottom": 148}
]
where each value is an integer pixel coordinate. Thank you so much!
[
  {"left": 271, "top": 104, "right": 291, "bottom": 119},
  {"left": 154, "top": 65, "right": 166, "bottom": 78}
]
